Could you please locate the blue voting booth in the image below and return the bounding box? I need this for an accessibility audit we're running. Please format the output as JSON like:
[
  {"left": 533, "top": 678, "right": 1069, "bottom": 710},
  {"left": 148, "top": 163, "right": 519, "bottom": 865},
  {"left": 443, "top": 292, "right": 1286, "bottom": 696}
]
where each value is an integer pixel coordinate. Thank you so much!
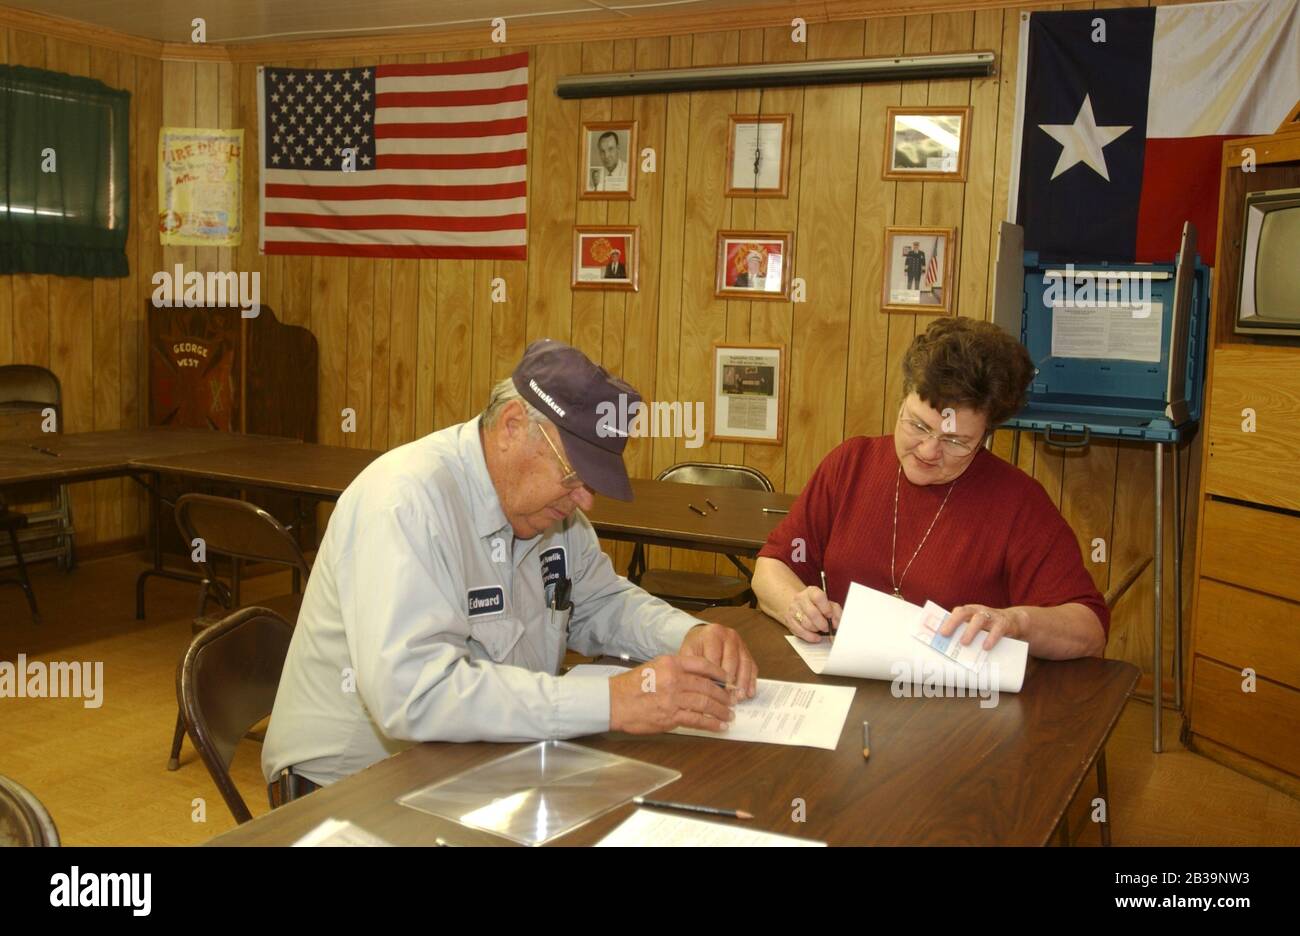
[{"left": 991, "top": 221, "right": 1210, "bottom": 752}]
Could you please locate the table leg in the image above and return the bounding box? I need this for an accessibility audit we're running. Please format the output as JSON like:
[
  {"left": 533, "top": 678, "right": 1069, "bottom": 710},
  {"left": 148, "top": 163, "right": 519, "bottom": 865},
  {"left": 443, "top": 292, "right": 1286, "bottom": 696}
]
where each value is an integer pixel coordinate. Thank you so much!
[
  {"left": 1153, "top": 444, "right": 1164, "bottom": 754},
  {"left": 1173, "top": 443, "right": 1184, "bottom": 712},
  {"left": 131, "top": 471, "right": 206, "bottom": 620},
  {"left": 1096, "top": 749, "right": 1112, "bottom": 847}
]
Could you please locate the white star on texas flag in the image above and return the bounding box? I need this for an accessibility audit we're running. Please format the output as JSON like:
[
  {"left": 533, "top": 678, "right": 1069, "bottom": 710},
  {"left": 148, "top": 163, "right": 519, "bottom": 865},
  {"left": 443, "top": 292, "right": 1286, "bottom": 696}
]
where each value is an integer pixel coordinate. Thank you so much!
[{"left": 1037, "top": 94, "right": 1132, "bottom": 181}]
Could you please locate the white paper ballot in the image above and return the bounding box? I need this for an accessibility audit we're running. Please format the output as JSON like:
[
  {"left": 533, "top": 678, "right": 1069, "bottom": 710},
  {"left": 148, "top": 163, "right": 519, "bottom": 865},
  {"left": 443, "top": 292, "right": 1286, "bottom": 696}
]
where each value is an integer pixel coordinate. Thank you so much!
[
  {"left": 597, "top": 809, "right": 824, "bottom": 847},
  {"left": 786, "top": 582, "right": 1029, "bottom": 693},
  {"left": 1050, "top": 301, "right": 1162, "bottom": 363},
  {"left": 292, "top": 818, "right": 392, "bottom": 847},
  {"left": 567, "top": 665, "right": 855, "bottom": 750},
  {"left": 674, "top": 678, "right": 855, "bottom": 750}
]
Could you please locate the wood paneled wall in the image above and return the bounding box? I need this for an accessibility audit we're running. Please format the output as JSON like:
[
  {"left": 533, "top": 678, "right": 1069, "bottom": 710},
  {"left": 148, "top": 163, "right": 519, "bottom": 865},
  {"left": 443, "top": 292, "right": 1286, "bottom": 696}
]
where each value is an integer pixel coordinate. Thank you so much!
[
  {"left": 0, "top": 26, "right": 160, "bottom": 550},
  {"left": 0, "top": 1, "right": 1197, "bottom": 687}
]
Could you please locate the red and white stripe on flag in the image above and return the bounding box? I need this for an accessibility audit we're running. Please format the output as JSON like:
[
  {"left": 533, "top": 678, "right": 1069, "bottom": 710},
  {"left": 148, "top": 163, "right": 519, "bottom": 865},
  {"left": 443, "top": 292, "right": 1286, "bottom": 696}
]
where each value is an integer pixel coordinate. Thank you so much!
[
  {"left": 258, "top": 52, "right": 528, "bottom": 260},
  {"left": 1136, "top": 0, "right": 1300, "bottom": 262}
]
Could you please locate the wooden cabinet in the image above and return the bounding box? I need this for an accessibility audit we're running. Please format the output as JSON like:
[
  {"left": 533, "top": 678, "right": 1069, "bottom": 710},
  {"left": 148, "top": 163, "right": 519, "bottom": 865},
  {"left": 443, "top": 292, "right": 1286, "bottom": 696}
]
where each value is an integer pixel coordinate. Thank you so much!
[
  {"left": 147, "top": 304, "right": 319, "bottom": 555},
  {"left": 1186, "top": 126, "right": 1300, "bottom": 795}
]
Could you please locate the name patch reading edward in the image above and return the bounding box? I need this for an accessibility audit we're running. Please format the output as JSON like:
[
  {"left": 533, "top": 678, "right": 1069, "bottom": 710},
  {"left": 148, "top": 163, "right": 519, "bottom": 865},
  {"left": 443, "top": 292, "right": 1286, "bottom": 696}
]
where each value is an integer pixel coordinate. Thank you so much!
[{"left": 467, "top": 585, "right": 505, "bottom": 617}]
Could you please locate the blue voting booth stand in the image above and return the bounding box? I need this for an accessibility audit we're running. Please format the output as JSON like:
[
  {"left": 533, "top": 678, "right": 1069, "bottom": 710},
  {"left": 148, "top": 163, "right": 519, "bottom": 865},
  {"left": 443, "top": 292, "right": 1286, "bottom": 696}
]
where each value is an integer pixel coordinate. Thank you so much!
[{"left": 991, "top": 220, "right": 1210, "bottom": 753}]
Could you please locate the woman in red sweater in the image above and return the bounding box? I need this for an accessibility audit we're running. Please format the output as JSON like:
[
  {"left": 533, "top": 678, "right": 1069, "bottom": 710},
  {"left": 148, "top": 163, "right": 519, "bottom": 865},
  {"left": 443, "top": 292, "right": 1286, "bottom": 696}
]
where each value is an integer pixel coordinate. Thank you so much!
[{"left": 753, "top": 318, "right": 1108, "bottom": 661}]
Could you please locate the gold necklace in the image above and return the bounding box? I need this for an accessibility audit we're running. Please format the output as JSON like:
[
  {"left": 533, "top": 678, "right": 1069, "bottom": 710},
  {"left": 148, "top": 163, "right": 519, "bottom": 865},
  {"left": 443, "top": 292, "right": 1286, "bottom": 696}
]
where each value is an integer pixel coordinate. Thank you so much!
[{"left": 890, "top": 464, "right": 957, "bottom": 599}]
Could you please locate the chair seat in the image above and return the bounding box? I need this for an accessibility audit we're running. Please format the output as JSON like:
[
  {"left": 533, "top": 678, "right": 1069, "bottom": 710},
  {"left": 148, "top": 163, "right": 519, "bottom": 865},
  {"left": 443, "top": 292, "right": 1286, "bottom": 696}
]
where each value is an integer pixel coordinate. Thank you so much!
[
  {"left": 193, "top": 591, "right": 303, "bottom": 634},
  {"left": 638, "top": 569, "right": 751, "bottom": 604}
]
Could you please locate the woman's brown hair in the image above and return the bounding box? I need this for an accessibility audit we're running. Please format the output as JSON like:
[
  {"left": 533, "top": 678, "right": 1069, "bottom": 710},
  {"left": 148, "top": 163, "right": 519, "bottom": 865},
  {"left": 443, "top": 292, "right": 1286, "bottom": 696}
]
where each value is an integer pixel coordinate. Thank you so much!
[{"left": 900, "top": 317, "right": 1034, "bottom": 427}]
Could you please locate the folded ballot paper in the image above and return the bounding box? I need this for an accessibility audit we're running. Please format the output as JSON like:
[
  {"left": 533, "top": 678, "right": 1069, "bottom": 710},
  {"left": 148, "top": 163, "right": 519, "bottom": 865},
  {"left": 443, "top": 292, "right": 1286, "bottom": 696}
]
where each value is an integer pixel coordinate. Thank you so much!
[{"left": 786, "top": 582, "right": 1029, "bottom": 694}]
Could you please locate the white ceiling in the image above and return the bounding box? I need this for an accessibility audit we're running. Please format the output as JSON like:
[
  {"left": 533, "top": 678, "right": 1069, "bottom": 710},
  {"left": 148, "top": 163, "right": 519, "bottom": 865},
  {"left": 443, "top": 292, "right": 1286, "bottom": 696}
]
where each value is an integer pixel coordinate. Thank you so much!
[{"left": 12, "top": 0, "right": 800, "bottom": 44}]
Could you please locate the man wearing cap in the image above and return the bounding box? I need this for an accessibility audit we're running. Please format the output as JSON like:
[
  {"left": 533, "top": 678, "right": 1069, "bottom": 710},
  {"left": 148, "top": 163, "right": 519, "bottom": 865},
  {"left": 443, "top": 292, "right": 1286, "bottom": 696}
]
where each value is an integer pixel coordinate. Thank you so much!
[{"left": 263, "top": 340, "right": 758, "bottom": 797}]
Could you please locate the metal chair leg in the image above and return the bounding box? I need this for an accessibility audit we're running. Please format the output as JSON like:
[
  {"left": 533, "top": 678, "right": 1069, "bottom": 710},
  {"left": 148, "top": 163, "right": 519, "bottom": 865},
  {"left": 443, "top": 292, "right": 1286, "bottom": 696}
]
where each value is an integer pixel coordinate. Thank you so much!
[
  {"left": 168, "top": 709, "right": 186, "bottom": 771},
  {"left": 1096, "top": 749, "right": 1112, "bottom": 847},
  {"left": 5, "top": 524, "right": 41, "bottom": 624}
]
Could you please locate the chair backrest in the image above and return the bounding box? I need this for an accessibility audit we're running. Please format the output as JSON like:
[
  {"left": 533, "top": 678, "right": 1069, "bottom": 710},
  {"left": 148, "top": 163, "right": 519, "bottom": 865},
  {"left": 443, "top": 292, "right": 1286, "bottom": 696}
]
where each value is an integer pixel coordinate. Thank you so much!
[
  {"left": 656, "top": 462, "right": 774, "bottom": 492},
  {"left": 174, "top": 493, "right": 310, "bottom": 576},
  {"left": 178, "top": 606, "right": 294, "bottom": 824},
  {"left": 0, "top": 365, "right": 62, "bottom": 410},
  {"left": 0, "top": 775, "right": 60, "bottom": 846}
]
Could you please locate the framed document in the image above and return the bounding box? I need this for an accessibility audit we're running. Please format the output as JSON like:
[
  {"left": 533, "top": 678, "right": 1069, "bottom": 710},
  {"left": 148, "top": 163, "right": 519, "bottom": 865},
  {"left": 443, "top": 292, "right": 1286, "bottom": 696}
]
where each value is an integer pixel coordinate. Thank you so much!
[
  {"left": 573, "top": 225, "right": 638, "bottom": 291},
  {"left": 882, "top": 106, "right": 971, "bottom": 182},
  {"left": 580, "top": 121, "right": 636, "bottom": 200},
  {"left": 715, "top": 230, "right": 793, "bottom": 300},
  {"left": 711, "top": 343, "right": 785, "bottom": 445},
  {"left": 882, "top": 226, "right": 957, "bottom": 314},
  {"left": 725, "top": 114, "right": 792, "bottom": 197}
]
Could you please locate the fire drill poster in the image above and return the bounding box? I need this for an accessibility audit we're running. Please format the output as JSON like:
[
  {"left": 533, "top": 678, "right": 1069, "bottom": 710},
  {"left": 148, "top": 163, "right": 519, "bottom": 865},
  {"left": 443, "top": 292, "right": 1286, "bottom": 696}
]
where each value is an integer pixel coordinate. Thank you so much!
[{"left": 158, "top": 127, "right": 243, "bottom": 246}]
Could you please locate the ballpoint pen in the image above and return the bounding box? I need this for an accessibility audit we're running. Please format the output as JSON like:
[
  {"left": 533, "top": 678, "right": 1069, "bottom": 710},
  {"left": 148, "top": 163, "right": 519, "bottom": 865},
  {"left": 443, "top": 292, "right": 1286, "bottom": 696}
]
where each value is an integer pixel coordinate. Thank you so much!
[{"left": 820, "top": 569, "right": 835, "bottom": 638}]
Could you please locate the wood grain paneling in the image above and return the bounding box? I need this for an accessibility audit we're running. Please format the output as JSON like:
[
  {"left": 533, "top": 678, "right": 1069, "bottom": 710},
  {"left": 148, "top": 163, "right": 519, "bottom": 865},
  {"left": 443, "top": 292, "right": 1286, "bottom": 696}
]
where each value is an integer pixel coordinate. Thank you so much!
[
  {"left": 1206, "top": 346, "right": 1300, "bottom": 513},
  {"left": 1195, "top": 580, "right": 1300, "bottom": 689},
  {"left": 1192, "top": 657, "right": 1300, "bottom": 779},
  {"left": 1201, "top": 499, "right": 1300, "bottom": 605},
  {"left": 0, "top": 0, "right": 1198, "bottom": 680}
]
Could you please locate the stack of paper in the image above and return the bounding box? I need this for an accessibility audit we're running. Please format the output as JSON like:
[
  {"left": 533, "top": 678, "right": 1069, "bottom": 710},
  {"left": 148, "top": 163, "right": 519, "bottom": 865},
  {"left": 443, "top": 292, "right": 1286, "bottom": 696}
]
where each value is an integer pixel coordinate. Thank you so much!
[
  {"left": 786, "top": 582, "right": 1029, "bottom": 693},
  {"left": 566, "top": 665, "right": 855, "bottom": 750}
]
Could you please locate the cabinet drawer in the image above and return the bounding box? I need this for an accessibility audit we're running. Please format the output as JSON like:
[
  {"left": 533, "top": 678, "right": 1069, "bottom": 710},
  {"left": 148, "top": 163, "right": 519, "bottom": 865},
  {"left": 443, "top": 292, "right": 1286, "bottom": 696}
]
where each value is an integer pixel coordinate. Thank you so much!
[
  {"left": 1191, "top": 657, "right": 1300, "bottom": 778},
  {"left": 1207, "top": 346, "right": 1300, "bottom": 513},
  {"left": 1201, "top": 499, "right": 1300, "bottom": 604},
  {"left": 1195, "top": 580, "right": 1300, "bottom": 688}
]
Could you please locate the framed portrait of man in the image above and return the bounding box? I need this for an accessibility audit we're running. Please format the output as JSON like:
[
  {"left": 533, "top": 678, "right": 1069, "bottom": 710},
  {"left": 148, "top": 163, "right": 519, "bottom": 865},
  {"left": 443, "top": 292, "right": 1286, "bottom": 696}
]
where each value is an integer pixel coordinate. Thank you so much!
[
  {"left": 882, "top": 226, "right": 957, "bottom": 314},
  {"left": 714, "top": 231, "right": 793, "bottom": 300},
  {"left": 882, "top": 107, "right": 971, "bottom": 182},
  {"left": 725, "top": 114, "right": 793, "bottom": 197},
  {"left": 580, "top": 121, "right": 637, "bottom": 200},
  {"left": 572, "top": 225, "right": 638, "bottom": 291}
]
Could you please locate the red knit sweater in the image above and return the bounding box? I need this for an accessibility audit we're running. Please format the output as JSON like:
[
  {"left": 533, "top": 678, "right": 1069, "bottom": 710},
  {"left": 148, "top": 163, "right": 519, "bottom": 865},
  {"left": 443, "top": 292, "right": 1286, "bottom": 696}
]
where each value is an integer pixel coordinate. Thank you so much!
[{"left": 758, "top": 436, "right": 1109, "bottom": 636}]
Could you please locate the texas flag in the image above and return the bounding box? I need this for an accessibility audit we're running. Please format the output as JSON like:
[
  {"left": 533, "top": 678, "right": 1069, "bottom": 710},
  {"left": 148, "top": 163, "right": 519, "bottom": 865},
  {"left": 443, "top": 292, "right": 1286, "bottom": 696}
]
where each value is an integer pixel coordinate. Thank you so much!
[{"left": 1010, "top": 0, "right": 1300, "bottom": 265}]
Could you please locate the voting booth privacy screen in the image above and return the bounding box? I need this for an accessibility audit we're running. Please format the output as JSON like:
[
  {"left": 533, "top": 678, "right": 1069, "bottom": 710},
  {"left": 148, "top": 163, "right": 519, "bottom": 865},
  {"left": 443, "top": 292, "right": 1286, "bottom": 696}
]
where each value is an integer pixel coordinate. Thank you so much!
[{"left": 991, "top": 221, "right": 1209, "bottom": 445}]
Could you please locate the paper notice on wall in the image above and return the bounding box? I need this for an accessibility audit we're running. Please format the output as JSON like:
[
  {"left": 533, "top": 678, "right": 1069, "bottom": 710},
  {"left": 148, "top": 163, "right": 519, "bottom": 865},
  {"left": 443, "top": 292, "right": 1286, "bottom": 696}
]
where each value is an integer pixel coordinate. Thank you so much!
[
  {"left": 159, "top": 127, "right": 244, "bottom": 246},
  {"left": 1050, "top": 303, "right": 1162, "bottom": 363}
]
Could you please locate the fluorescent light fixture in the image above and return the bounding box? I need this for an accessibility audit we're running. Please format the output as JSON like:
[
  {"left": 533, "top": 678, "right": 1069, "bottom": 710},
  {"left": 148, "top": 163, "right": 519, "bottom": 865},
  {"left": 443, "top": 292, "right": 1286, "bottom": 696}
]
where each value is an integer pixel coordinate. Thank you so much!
[{"left": 556, "top": 51, "right": 995, "bottom": 98}]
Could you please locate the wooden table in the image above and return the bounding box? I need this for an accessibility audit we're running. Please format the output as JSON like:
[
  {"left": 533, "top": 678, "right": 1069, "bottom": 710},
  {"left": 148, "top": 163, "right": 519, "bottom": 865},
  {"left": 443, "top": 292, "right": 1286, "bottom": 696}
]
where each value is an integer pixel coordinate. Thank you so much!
[
  {"left": 208, "top": 607, "right": 1138, "bottom": 846},
  {"left": 130, "top": 442, "right": 383, "bottom": 500},
  {"left": 592, "top": 478, "right": 795, "bottom": 557},
  {"left": 2, "top": 429, "right": 794, "bottom": 612},
  {"left": 0, "top": 429, "right": 303, "bottom": 615},
  {"left": 0, "top": 428, "right": 298, "bottom": 487}
]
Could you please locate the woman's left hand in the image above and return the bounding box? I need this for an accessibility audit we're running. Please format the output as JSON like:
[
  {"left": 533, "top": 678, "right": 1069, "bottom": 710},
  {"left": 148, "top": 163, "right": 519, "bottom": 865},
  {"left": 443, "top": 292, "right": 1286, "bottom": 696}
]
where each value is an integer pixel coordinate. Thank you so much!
[{"left": 942, "top": 604, "right": 1027, "bottom": 651}]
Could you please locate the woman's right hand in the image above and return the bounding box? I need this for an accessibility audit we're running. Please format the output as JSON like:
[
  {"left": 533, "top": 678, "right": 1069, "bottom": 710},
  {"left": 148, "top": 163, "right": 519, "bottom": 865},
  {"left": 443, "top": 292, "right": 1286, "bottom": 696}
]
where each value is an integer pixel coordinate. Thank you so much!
[{"left": 784, "top": 586, "right": 843, "bottom": 642}]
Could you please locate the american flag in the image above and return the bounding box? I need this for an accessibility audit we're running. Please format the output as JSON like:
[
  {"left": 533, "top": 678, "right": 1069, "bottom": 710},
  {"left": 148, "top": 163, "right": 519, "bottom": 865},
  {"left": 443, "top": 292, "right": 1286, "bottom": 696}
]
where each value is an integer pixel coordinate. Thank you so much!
[
  {"left": 925, "top": 237, "right": 939, "bottom": 288},
  {"left": 257, "top": 52, "right": 528, "bottom": 259}
]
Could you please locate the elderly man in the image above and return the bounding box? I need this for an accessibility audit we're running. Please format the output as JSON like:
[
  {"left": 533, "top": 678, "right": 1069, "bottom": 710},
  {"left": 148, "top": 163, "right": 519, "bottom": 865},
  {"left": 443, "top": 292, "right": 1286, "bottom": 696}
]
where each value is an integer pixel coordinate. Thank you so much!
[{"left": 263, "top": 339, "right": 757, "bottom": 800}]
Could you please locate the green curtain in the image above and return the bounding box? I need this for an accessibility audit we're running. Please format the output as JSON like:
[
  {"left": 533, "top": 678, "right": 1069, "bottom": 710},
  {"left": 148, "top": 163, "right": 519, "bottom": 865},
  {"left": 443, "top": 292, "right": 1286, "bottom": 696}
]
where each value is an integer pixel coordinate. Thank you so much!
[{"left": 0, "top": 65, "right": 130, "bottom": 278}]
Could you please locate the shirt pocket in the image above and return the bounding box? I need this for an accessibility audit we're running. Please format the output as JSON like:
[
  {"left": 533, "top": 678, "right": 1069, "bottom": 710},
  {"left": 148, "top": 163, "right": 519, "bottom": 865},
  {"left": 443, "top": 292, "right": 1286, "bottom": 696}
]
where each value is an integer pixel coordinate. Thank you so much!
[
  {"left": 469, "top": 617, "right": 526, "bottom": 663},
  {"left": 546, "top": 606, "right": 573, "bottom": 675}
]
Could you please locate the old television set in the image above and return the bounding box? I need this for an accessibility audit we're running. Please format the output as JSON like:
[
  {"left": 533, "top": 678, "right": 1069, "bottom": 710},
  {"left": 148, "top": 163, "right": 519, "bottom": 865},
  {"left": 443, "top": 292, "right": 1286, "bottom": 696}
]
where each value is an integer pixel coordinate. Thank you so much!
[{"left": 1235, "top": 186, "right": 1300, "bottom": 337}]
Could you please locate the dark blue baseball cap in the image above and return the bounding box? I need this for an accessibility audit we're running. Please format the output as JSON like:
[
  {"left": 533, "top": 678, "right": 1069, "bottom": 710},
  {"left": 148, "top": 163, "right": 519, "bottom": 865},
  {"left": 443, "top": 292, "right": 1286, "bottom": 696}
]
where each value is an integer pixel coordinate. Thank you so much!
[{"left": 512, "top": 339, "right": 642, "bottom": 501}]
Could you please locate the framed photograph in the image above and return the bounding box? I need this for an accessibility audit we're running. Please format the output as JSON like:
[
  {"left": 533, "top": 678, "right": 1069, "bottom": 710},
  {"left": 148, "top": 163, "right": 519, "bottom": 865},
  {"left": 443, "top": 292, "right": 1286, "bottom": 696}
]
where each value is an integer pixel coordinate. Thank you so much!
[
  {"left": 710, "top": 343, "right": 785, "bottom": 445},
  {"left": 580, "top": 121, "right": 636, "bottom": 200},
  {"left": 882, "top": 226, "right": 957, "bottom": 314},
  {"left": 572, "top": 226, "right": 638, "bottom": 291},
  {"left": 882, "top": 106, "right": 971, "bottom": 181},
  {"left": 726, "top": 114, "right": 793, "bottom": 197},
  {"left": 715, "top": 231, "right": 793, "bottom": 300}
]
